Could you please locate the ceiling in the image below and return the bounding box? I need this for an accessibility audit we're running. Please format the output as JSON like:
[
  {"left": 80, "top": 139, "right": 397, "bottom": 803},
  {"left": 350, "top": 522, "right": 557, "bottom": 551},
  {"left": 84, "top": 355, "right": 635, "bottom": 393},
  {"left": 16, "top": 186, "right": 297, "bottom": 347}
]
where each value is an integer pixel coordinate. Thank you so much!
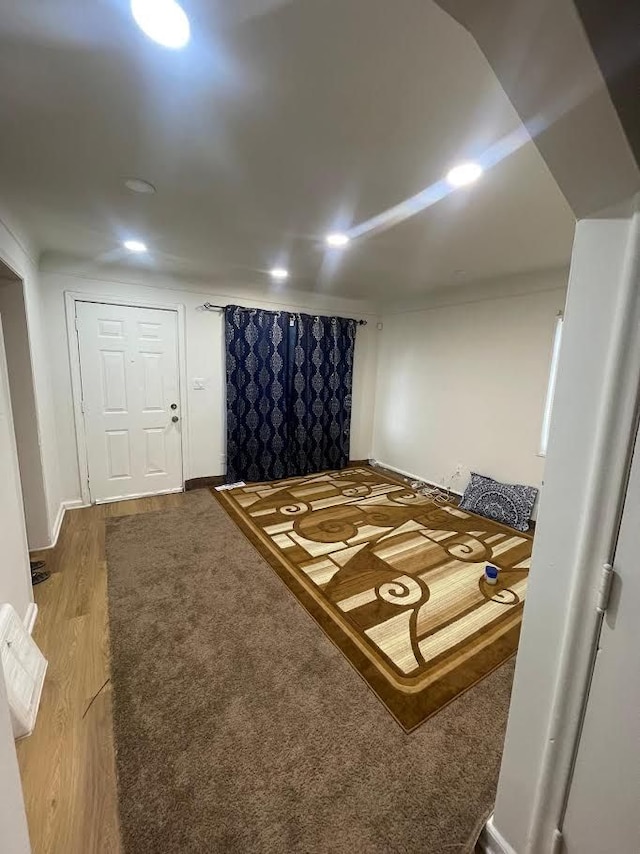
[
  {"left": 574, "top": 0, "right": 640, "bottom": 169},
  {"left": 435, "top": 0, "right": 640, "bottom": 221},
  {"left": 0, "top": 0, "right": 576, "bottom": 299}
]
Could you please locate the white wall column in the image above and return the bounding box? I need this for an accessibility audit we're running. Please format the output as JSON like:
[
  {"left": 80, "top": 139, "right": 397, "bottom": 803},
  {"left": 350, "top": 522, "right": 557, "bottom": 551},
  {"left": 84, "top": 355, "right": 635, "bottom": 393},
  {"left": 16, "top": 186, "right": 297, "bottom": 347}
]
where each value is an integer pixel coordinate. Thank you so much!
[
  {"left": 0, "top": 279, "right": 50, "bottom": 549},
  {"left": 487, "top": 203, "right": 640, "bottom": 852},
  {"left": 0, "top": 210, "right": 59, "bottom": 547},
  {"left": 0, "top": 670, "right": 30, "bottom": 853}
]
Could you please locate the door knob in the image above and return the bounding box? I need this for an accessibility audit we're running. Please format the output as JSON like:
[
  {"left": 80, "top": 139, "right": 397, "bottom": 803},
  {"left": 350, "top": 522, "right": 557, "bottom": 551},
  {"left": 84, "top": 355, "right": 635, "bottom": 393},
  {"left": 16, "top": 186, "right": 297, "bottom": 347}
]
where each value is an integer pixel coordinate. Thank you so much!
[
  {"left": 170, "top": 403, "right": 177, "bottom": 410},
  {"left": 172, "top": 415, "right": 179, "bottom": 423}
]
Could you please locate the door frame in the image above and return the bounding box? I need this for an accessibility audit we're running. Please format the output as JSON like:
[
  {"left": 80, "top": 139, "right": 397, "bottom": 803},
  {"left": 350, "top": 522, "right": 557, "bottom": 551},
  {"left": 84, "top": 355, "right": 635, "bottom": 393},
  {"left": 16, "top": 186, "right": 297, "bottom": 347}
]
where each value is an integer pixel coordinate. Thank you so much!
[{"left": 64, "top": 291, "right": 189, "bottom": 505}]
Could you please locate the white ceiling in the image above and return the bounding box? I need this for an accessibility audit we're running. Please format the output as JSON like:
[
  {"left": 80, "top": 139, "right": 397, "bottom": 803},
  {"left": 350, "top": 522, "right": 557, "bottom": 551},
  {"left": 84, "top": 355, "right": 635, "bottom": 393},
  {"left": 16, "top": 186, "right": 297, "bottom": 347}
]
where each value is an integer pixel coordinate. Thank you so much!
[{"left": 0, "top": 0, "right": 576, "bottom": 298}]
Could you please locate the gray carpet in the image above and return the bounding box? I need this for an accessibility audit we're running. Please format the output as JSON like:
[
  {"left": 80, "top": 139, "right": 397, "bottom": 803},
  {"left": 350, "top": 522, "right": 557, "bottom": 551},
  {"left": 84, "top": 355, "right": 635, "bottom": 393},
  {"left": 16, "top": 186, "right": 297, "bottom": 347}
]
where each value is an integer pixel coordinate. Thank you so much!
[{"left": 106, "top": 489, "right": 514, "bottom": 854}]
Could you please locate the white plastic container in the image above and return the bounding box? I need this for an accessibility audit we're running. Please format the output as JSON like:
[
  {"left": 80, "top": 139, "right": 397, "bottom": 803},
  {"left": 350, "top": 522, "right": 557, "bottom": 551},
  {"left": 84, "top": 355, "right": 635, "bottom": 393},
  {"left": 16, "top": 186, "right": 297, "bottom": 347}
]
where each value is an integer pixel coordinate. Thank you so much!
[
  {"left": 0, "top": 603, "right": 47, "bottom": 739},
  {"left": 484, "top": 564, "right": 499, "bottom": 586}
]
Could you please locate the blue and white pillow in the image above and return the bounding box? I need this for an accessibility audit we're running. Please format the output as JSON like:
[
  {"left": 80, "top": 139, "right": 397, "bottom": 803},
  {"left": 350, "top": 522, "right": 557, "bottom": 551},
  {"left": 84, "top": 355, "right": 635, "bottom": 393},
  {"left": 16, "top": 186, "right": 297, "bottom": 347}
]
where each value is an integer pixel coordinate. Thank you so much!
[{"left": 459, "top": 473, "right": 537, "bottom": 532}]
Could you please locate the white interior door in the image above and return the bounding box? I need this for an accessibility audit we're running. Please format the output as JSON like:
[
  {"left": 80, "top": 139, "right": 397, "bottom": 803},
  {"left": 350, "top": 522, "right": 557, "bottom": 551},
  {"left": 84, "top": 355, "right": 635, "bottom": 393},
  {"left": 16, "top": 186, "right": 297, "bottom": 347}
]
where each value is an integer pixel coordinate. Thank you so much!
[
  {"left": 561, "top": 429, "right": 640, "bottom": 853},
  {"left": 76, "top": 301, "right": 183, "bottom": 503}
]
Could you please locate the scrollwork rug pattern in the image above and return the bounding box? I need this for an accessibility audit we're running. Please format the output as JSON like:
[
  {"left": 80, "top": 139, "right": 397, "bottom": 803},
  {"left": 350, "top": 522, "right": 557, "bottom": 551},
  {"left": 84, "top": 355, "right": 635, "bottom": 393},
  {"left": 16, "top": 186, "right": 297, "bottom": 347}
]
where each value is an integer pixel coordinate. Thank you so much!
[{"left": 214, "top": 466, "right": 532, "bottom": 730}]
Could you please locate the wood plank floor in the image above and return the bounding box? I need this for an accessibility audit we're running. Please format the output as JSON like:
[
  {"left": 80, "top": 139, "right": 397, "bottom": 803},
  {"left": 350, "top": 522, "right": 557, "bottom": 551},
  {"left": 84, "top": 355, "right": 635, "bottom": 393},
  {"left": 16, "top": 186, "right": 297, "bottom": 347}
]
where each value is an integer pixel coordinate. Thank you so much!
[{"left": 17, "top": 493, "right": 185, "bottom": 854}]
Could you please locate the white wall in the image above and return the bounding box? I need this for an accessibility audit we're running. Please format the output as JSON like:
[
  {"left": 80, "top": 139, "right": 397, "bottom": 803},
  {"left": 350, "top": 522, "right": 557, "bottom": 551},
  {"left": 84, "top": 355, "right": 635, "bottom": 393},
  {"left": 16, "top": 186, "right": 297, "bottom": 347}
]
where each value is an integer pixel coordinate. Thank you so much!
[
  {"left": 0, "top": 209, "right": 61, "bottom": 546},
  {"left": 487, "top": 211, "right": 640, "bottom": 853},
  {"left": 39, "top": 257, "right": 380, "bottom": 504},
  {"left": 0, "top": 314, "right": 32, "bottom": 846},
  {"left": 0, "top": 209, "right": 40, "bottom": 854},
  {"left": 0, "top": 316, "right": 33, "bottom": 620},
  {"left": 0, "top": 280, "right": 50, "bottom": 549},
  {"left": 0, "top": 669, "right": 30, "bottom": 853},
  {"left": 372, "top": 271, "right": 568, "bottom": 497}
]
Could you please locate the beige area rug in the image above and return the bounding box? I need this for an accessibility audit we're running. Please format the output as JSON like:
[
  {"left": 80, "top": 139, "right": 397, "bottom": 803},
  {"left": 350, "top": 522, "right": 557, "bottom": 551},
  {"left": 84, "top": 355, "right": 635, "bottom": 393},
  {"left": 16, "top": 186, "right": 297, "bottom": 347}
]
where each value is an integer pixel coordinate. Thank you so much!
[
  {"left": 215, "top": 466, "right": 532, "bottom": 730},
  {"left": 107, "top": 489, "right": 515, "bottom": 854}
]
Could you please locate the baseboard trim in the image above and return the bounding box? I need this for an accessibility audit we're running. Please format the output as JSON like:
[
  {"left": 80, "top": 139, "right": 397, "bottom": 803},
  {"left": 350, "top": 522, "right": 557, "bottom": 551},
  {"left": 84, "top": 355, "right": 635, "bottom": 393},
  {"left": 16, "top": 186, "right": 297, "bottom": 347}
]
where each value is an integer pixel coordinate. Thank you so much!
[
  {"left": 50, "top": 501, "right": 66, "bottom": 546},
  {"left": 185, "top": 475, "right": 226, "bottom": 491},
  {"left": 23, "top": 603, "right": 38, "bottom": 635},
  {"left": 31, "top": 499, "right": 88, "bottom": 552},
  {"left": 374, "top": 460, "right": 463, "bottom": 498},
  {"left": 477, "top": 816, "right": 518, "bottom": 854}
]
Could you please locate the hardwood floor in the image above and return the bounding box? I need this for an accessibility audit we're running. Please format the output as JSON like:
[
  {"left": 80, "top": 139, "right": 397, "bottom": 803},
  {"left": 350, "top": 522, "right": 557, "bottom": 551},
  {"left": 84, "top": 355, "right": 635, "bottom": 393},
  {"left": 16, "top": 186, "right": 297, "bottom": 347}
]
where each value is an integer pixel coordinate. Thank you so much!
[{"left": 17, "top": 493, "right": 185, "bottom": 854}]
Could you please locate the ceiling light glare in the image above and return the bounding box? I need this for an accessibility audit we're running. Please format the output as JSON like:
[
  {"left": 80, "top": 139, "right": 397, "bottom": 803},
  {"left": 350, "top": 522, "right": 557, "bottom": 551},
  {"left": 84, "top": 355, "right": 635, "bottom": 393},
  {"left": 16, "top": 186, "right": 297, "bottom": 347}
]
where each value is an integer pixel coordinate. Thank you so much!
[
  {"left": 124, "top": 177, "right": 157, "bottom": 194},
  {"left": 270, "top": 267, "right": 289, "bottom": 281},
  {"left": 325, "top": 232, "right": 350, "bottom": 248},
  {"left": 130, "top": 0, "right": 191, "bottom": 49},
  {"left": 446, "top": 162, "right": 483, "bottom": 188},
  {"left": 123, "top": 239, "right": 148, "bottom": 253}
]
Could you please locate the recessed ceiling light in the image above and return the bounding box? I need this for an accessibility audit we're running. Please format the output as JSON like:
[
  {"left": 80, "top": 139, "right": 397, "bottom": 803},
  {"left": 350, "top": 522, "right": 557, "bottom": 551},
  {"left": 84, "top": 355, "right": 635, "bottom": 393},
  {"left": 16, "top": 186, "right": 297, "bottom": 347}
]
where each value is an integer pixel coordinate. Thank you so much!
[
  {"left": 270, "top": 267, "right": 289, "bottom": 281},
  {"left": 446, "top": 162, "right": 483, "bottom": 187},
  {"left": 130, "top": 0, "right": 190, "bottom": 49},
  {"left": 123, "top": 239, "right": 148, "bottom": 253},
  {"left": 326, "top": 232, "right": 350, "bottom": 248},
  {"left": 124, "top": 177, "right": 157, "bottom": 194}
]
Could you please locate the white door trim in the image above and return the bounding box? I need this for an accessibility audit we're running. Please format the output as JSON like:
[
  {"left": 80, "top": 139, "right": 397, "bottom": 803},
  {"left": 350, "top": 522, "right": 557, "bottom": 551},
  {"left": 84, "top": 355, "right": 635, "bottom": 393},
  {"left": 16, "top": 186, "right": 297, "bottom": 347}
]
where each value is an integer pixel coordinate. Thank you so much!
[{"left": 64, "top": 291, "right": 189, "bottom": 505}]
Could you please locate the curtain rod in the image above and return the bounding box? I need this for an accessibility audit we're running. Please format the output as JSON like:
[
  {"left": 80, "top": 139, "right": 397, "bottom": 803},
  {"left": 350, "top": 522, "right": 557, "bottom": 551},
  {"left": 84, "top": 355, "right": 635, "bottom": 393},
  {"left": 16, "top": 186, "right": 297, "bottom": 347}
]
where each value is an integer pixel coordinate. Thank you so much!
[{"left": 199, "top": 302, "right": 368, "bottom": 325}]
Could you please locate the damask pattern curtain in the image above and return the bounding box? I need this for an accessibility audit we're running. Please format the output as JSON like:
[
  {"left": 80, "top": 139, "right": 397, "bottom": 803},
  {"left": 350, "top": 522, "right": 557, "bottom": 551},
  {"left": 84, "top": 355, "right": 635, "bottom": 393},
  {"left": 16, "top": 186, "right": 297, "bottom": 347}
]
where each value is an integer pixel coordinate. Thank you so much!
[
  {"left": 225, "top": 306, "right": 291, "bottom": 482},
  {"left": 289, "top": 313, "right": 356, "bottom": 475},
  {"left": 225, "top": 306, "right": 356, "bottom": 482}
]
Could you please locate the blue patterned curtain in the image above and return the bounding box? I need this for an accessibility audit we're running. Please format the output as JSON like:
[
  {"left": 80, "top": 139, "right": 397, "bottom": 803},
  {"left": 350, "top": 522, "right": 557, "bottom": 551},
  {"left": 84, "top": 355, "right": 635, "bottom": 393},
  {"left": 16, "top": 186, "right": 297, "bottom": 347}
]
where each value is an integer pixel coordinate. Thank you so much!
[
  {"left": 225, "top": 307, "right": 357, "bottom": 482},
  {"left": 289, "top": 313, "right": 356, "bottom": 475},
  {"left": 225, "top": 306, "right": 291, "bottom": 482}
]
